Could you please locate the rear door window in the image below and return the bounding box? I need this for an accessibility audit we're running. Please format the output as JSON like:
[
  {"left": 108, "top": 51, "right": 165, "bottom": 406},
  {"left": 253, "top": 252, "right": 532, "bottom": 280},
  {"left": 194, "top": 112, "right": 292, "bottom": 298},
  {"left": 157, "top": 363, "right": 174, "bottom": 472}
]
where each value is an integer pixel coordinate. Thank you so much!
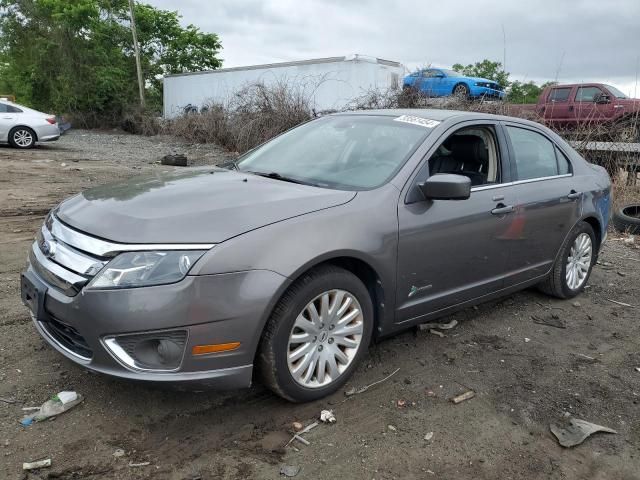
[
  {"left": 548, "top": 88, "right": 571, "bottom": 102},
  {"left": 506, "top": 126, "right": 569, "bottom": 180},
  {"left": 0, "top": 103, "right": 21, "bottom": 113}
]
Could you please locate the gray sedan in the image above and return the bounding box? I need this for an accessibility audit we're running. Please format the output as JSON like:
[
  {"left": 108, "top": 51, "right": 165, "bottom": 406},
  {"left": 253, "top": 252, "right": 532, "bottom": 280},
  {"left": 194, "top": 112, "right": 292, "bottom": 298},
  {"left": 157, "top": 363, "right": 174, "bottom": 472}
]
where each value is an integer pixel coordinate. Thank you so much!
[{"left": 21, "top": 109, "right": 611, "bottom": 402}]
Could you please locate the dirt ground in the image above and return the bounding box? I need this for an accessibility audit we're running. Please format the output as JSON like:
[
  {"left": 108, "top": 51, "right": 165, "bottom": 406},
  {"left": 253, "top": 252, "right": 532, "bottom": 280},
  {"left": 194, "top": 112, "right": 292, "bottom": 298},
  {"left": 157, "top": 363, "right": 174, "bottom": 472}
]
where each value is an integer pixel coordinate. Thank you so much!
[{"left": 1, "top": 131, "right": 639, "bottom": 480}]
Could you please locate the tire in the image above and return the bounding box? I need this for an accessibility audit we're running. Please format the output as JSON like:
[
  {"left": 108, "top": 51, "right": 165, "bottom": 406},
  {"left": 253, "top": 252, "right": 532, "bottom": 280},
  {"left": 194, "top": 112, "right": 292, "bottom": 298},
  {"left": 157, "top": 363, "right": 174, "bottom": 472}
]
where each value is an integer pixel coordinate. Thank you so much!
[
  {"left": 257, "top": 265, "right": 373, "bottom": 402},
  {"left": 538, "top": 221, "right": 596, "bottom": 299},
  {"left": 453, "top": 83, "right": 470, "bottom": 99},
  {"left": 9, "top": 126, "right": 36, "bottom": 149},
  {"left": 612, "top": 204, "right": 640, "bottom": 235}
]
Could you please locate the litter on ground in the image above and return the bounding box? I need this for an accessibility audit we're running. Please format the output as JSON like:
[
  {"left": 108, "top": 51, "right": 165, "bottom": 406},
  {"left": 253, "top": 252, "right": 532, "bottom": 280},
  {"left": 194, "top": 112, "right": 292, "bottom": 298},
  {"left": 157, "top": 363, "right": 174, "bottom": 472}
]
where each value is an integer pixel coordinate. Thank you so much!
[
  {"left": 320, "top": 410, "right": 336, "bottom": 423},
  {"left": 451, "top": 390, "right": 475, "bottom": 404},
  {"left": 23, "top": 459, "right": 51, "bottom": 470},
  {"left": 20, "top": 391, "right": 83, "bottom": 426},
  {"left": 550, "top": 418, "right": 617, "bottom": 447}
]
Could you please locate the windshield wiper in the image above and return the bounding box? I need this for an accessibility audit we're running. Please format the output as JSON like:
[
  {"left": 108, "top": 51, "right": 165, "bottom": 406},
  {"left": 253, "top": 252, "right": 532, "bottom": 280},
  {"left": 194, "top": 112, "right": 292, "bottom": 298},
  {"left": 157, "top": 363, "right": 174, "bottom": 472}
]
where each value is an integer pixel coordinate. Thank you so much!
[{"left": 245, "top": 171, "right": 317, "bottom": 186}]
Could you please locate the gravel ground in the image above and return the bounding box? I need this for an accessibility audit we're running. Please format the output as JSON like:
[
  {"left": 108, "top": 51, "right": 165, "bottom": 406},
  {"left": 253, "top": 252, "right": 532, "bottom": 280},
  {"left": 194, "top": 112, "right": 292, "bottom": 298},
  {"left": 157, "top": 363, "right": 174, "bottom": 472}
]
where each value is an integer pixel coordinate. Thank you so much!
[{"left": 1, "top": 131, "right": 639, "bottom": 480}]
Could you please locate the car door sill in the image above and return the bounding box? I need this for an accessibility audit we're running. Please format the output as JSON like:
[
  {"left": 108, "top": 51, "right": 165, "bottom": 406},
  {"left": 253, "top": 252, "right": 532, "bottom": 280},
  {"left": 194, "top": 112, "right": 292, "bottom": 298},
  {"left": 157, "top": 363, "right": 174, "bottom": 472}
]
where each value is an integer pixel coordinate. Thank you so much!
[{"left": 394, "top": 272, "right": 549, "bottom": 327}]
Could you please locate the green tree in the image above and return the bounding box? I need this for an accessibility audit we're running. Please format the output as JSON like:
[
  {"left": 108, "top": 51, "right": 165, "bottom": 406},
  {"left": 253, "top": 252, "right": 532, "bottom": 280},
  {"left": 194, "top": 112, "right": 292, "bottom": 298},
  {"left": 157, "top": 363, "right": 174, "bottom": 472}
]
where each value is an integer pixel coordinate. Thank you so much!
[
  {"left": 0, "top": 0, "right": 222, "bottom": 122},
  {"left": 507, "top": 81, "right": 542, "bottom": 104},
  {"left": 507, "top": 80, "right": 556, "bottom": 104},
  {"left": 452, "top": 59, "right": 510, "bottom": 88}
]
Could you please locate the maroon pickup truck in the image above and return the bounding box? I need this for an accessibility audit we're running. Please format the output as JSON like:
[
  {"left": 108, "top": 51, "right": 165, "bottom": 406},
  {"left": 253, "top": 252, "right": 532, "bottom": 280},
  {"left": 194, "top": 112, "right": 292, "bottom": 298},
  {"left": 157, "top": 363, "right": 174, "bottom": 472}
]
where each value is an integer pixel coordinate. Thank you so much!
[{"left": 535, "top": 83, "right": 639, "bottom": 140}]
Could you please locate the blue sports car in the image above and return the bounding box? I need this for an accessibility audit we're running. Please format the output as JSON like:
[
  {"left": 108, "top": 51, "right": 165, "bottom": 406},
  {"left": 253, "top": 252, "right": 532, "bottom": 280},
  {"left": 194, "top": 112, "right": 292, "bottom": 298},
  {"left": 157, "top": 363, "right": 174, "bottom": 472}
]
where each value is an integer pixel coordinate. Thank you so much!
[{"left": 403, "top": 68, "right": 505, "bottom": 100}]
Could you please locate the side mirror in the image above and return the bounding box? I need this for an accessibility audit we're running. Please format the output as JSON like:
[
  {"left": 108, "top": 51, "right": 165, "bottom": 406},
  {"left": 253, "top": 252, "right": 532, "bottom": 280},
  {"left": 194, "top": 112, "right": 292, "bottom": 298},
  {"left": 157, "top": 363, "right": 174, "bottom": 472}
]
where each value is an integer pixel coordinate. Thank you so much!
[
  {"left": 418, "top": 174, "right": 471, "bottom": 200},
  {"left": 595, "top": 94, "right": 610, "bottom": 104},
  {"left": 435, "top": 73, "right": 445, "bottom": 78}
]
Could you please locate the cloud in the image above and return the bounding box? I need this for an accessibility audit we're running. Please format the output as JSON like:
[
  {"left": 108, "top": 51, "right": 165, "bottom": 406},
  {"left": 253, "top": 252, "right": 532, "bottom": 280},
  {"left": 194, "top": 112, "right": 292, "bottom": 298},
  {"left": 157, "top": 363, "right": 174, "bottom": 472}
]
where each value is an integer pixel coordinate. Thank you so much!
[{"left": 146, "top": 0, "right": 640, "bottom": 94}]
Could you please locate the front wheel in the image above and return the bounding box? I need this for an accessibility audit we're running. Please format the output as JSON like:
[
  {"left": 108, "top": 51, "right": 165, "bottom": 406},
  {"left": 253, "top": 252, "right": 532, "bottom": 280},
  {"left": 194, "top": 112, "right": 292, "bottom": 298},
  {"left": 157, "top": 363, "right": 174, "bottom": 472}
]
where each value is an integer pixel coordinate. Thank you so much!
[
  {"left": 9, "top": 126, "right": 36, "bottom": 149},
  {"left": 538, "top": 221, "right": 596, "bottom": 299},
  {"left": 453, "top": 83, "right": 470, "bottom": 99},
  {"left": 258, "top": 265, "right": 373, "bottom": 402}
]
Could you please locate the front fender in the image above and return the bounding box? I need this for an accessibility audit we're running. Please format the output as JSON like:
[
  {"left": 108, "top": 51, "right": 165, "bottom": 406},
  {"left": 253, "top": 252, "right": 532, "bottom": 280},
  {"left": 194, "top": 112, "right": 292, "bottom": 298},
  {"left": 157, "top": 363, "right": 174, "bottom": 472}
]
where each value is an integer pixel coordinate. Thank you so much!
[{"left": 190, "top": 185, "right": 401, "bottom": 327}]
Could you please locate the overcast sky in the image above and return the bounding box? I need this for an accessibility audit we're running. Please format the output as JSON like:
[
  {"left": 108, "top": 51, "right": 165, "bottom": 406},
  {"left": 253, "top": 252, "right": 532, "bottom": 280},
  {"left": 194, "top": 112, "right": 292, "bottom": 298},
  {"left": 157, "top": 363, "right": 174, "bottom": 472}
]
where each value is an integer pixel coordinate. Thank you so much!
[{"left": 147, "top": 0, "right": 639, "bottom": 95}]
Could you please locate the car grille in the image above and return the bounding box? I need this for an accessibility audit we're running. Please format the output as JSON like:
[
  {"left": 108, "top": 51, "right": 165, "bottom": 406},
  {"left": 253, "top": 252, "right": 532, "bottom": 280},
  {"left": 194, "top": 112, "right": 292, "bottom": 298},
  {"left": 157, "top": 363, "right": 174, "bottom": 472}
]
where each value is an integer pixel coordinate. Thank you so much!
[
  {"left": 29, "top": 214, "right": 109, "bottom": 296},
  {"left": 41, "top": 317, "right": 93, "bottom": 360}
]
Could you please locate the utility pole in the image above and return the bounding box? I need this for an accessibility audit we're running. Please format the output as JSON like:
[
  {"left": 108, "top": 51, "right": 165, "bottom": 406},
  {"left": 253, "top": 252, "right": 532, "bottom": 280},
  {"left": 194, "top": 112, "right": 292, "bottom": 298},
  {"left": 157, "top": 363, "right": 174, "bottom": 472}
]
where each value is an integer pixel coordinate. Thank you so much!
[
  {"left": 501, "top": 24, "right": 506, "bottom": 73},
  {"left": 128, "top": 0, "right": 145, "bottom": 109}
]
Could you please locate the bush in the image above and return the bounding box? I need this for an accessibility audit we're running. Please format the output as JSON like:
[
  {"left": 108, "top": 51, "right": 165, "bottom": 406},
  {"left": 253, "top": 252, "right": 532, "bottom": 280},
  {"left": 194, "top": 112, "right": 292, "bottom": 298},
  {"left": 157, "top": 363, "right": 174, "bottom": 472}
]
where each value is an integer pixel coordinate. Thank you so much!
[{"left": 165, "top": 81, "right": 314, "bottom": 153}]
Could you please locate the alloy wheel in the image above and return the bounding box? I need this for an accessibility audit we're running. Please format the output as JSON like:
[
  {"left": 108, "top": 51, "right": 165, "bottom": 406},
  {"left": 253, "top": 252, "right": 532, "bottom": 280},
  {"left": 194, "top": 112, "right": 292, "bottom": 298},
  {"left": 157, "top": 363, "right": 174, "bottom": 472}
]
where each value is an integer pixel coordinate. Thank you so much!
[
  {"left": 13, "top": 129, "right": 34, "bottom": 148},
  {"left": 287, "top": 289, "right": 364, "bottom": 388},
  {"left": 454, "top": 85, "right": 468, "bottom": 97},
  {"left": 565, "top": 233, "right": 592, "bottom": 290}
]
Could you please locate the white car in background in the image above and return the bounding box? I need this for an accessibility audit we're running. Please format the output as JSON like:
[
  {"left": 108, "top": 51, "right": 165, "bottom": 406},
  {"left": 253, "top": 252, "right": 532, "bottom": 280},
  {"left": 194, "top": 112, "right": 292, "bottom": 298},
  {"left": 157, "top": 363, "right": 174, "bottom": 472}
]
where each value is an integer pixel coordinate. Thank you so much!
[{"left": 0, "top": 100, "right": 59, "bottom": 149}]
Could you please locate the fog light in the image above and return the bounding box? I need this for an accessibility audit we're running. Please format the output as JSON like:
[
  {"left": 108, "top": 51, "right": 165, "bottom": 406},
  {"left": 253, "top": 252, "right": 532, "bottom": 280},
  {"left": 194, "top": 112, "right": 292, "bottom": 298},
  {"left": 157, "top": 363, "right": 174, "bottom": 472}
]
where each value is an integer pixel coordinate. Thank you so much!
[
  {"left": 157, "top": 339, "right": 183, "bottom": 364},
  {"left": 103, "top": 330, "right": 187, "bottom": 371}
]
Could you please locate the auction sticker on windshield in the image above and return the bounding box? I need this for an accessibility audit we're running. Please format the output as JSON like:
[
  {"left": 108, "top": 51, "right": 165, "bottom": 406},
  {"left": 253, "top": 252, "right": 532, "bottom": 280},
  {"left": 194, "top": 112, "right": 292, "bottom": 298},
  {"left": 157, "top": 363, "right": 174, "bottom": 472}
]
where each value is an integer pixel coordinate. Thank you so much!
[{"left": 393, "top": 115, "right": 441, "bottom": 128}]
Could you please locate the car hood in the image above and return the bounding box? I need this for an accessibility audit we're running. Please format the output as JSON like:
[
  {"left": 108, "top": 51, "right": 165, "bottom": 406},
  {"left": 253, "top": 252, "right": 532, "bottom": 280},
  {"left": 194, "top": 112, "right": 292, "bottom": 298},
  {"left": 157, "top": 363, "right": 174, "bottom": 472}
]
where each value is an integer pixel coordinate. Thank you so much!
[
  {"left": 465, "top": 76, "right": 498, "bottom": 85},
  {"left": 615, "top": 98, "right": 640, "bottom": 110},
  {"left": 56, "top": 168, "right": 356, "bottom": 244}
]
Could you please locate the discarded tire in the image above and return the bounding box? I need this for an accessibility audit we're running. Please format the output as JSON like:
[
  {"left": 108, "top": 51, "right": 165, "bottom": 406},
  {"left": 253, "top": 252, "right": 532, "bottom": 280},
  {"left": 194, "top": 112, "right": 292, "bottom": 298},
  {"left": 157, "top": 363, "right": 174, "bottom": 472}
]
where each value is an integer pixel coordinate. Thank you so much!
[
  {"left": 161, "top": 154, "right": 188, "bottom": 167},
  {"left": 612, "top": 203, "right": 640, "bottom": 235}
]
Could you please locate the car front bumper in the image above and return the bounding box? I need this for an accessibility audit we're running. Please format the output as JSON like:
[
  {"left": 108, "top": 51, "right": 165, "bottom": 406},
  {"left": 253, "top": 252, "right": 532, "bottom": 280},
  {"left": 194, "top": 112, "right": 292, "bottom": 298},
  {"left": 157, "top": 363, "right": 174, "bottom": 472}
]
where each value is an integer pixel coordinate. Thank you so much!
[
  {"left": 21, "top": 261, "right": 288, "bottom": 390},
  {"left": 470, "top": 86, "right": 505, "bottom": 99}
]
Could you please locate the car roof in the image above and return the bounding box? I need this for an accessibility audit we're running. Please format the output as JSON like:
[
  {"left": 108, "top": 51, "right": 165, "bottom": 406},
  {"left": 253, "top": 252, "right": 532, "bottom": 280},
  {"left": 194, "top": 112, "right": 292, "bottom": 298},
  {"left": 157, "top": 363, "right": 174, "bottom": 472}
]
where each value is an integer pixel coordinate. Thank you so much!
[
  {"left": 332, "top": 108, "right": 539, "bottom": 125},
  {"left": 0, "top": 100, "right": 44, "bottom": 114},
  {"left": 545, "top": 83, "right": 604, "bottom": 89}
]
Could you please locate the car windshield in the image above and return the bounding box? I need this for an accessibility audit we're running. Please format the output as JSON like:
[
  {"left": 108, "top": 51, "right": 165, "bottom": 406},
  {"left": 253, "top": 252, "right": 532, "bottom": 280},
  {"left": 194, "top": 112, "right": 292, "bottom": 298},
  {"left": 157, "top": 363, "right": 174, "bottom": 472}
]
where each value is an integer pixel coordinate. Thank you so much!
[
  {"left": 237, "top": 115, "right": 431, "bottom": 190},
  {"left": 440, "top": 69, "right": 460, "bottom": 77},
  {"left": 604, "top": 85, "right": 628, "bottom": 99}
]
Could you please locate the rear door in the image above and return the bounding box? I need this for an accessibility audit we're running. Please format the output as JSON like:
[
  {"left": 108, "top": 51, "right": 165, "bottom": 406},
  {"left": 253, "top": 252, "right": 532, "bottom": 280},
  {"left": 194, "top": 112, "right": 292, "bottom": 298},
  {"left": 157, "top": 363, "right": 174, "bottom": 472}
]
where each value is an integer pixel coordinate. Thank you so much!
[
  {"left": 396, "top": 121, "right": 517, "bottom": 323},
  {"left": 501, "top": 124, "right": 581, "bottom": 285},
  {"left": 542, "top": 86, "right": 574, "bottom": 125},
  {"left": 0, "top": 102, "right": 17, "bottom": 141}
]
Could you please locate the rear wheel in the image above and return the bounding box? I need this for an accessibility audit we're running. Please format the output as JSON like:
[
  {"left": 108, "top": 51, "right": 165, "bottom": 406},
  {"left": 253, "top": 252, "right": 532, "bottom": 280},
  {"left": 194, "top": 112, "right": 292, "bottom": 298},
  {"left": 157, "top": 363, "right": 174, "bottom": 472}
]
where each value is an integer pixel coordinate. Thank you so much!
[
  {"left": 538, "top": 222, "right": 596, "bottom": 299},
  {"left": 9, "top": 126, "right": 36, "bottom": 149},
  {"left": 258, "top": 265, "right": 373, "bottom": 402}
]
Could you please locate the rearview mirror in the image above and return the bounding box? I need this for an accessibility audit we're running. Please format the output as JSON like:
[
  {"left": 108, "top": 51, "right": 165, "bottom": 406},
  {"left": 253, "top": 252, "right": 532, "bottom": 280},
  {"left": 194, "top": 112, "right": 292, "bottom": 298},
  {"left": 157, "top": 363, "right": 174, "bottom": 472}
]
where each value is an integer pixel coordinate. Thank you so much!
[
  {"left": 595, "top": 93, "right": 610, "bottom": 104},
  {"left": 418, "top": 174, "right": 471, "bottom": 200}
]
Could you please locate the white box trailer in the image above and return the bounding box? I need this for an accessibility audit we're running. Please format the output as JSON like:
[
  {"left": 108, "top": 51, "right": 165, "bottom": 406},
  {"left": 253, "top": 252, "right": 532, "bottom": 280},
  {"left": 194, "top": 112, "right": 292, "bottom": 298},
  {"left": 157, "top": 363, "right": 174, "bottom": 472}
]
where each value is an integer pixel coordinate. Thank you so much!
[{"left": 163, "top": 54, "right": 405, "bottom": 118}]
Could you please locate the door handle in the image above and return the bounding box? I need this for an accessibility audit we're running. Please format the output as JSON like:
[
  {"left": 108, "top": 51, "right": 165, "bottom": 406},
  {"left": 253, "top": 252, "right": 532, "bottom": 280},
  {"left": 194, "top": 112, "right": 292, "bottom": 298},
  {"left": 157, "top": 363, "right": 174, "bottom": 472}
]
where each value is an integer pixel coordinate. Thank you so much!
[
  {"left": 568, "top": 105, "right": 574, "bottom": 111},
  {"left": 567, "top": 191, "right": 581, "bottom": 200},
  {"left": 491, "top": 204, "right": 514, "bottom": 215}
]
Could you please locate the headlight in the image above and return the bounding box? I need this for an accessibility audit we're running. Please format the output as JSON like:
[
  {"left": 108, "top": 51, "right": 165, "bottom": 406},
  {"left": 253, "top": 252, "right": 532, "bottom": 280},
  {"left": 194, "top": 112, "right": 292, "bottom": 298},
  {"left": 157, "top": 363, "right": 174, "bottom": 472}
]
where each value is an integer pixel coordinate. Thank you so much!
[{"left": 87, "top": 250, "right": 206, "bottom": 289}]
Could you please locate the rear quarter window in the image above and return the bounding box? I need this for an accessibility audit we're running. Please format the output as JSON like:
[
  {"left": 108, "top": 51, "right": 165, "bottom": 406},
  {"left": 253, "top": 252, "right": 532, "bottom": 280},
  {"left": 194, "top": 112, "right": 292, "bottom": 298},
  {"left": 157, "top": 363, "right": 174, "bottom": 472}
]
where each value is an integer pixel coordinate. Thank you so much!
[{"left": 555, "top": 147, "right": 572, "bottom": 175}]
